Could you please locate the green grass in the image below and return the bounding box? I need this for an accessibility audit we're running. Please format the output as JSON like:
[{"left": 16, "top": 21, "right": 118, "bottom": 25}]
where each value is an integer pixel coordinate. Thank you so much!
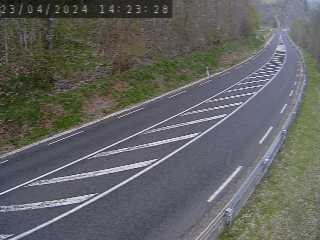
[
  {"left": 220, "top": 52, "right": 320, "bottom": 240},
  {"left": 0, "top": 32, "right": 267, "bottom": 152}
]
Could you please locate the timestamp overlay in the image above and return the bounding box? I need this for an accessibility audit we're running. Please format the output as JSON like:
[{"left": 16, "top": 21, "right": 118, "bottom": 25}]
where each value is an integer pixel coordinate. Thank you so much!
[{"left": 0, "top": 0, "right": 173, "bottom": 18}]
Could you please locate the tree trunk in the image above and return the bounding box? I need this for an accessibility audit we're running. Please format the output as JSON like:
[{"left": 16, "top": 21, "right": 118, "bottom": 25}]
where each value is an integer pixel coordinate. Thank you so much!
[{"left": 46, "top": 18, "right": 55, "bottom": 50}]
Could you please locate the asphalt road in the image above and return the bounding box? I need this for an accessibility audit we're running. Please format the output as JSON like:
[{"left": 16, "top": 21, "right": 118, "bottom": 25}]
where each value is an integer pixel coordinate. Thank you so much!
[{"left": 0, "top": 30, "right": 302, "bottom": 240}]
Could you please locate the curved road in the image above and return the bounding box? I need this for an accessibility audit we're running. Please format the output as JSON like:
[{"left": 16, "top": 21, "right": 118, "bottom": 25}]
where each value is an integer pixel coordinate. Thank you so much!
[{"left": 0, "top": 30, "right": 303, "bottom": 240}]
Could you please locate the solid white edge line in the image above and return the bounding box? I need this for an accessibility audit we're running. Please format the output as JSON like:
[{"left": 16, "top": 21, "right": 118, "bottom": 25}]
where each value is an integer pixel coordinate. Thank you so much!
[
  {"left": 8, "top": 40, "right": 286, "bottom": 240},
  {"left": 207, "top": 166, "right": 243, "bottom": 203},
  {"left": 117, "top": 108, "right": 144, "bottom": 119},
  {"left": 0, "top": 194, "right": 96, "bottom": 213},
  {"left": 259, "top": 126, "right": 274, "bottom": 145},
  {"left": 27, "top": 159, "right": 158, "bottom": 187},
  {"left": 0, "top": 235, "right": 13, "bottom": 240},
  {"left": 168, "top": 91, "right": 187, "bottom": 99},
  {"left": 48, "top": 131, "right": 85, "bottom": 146},
  {"left": 0, "top": 160, "right": 8, "bottom": 165},
  {"left": 0, "top": 48, "right": 274, "bottom": 197},
  {"left": 280, "top": 104, "right": 288, "bottom": 114}
]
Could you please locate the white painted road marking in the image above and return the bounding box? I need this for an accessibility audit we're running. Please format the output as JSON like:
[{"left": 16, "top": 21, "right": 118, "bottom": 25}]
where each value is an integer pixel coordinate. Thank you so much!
[
  {"left": 280, "top": 104, "right": 288, "bottom": 114},
  {"left": 117, "top": 108, "right": 144, "bottom": 119},
  {"left": 200, "top": 80, "right": 211, "bottom": 86},
  {"left": 91, "top": 133, "right": 200, "bottom": 158},
  {"left": 48, "top": 131, "right": 85, "bottom": 146},
  {"left": 181, "top": 102, "right": 243, "bottom": 116},
  {"left": 259, "top": 126, "right": 274, "bottom": 145},
  {"left": 207, "top": 166, "right": 243, "bottom": 203},
  {"left": 294, "top": 81, "right": 297, "bottom": 86},
  {"left": 143, "top": 115, "right": 227, "bottom": 134},
  {"left": 236, "top": 79, "right": 269, "bottom": 86},
  {"left": 0, "top": 160, "right": 8, "bottom": 165},
  {"left": 0, "top": 194, "right": 96, "bottom": 212},
  {"left": 168, "top": 91, "right": 186, "bottom": 99},
  {"left": 208, "top": 92, "right": 255, "bottom": 102},
  {"left": 226, "top": 85, "right": 264, "bottom": 93},
  {"left": 7, "top": 43, "right": 287, "bottom": 240},
  {"left": 0, "top": 235, "right": 13, "bottom": 240},
  {"left": 27, "top": 159, "right": 158, "bottom": 187},
  {"left": 289, "top": 90, "right": 294, "bottom": 97}
]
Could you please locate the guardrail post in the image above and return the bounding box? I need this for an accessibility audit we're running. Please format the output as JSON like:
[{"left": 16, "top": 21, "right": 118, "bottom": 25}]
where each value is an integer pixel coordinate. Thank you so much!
[
  {"left": 263, "top": 158, "right": 271, "bottom": 168},
  {"left": 281, "top": 129, "right": 287, "bottom": 137},
  {"left": 206, "top": 66, "right": 210, "bottom": 77}
]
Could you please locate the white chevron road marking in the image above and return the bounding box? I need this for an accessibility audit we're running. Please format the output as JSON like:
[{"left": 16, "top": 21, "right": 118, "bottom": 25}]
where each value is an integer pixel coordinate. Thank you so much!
[
  {"left": 143, "top": 115, "right": 226, "bottom": 134},
  {"left": 237, "top": 79, "right": 270, "bottom": 86},
  {"left": 181, "top": 102, "right": 243, "bottom": 116},
  {"left": 0, "top": 194, "right": 96, "bottom": 212},
  {"left": 207, "top": 92, "right": 255, "bottom": 102},
  {"left": 226, "top": 85, "right": 264, "bottom": 93},
  {"left": 91, "top": 133, "right": 200, "bottom": 158},
  {"left": 27, "top": 159, "right": 158, "bottom": 187}
]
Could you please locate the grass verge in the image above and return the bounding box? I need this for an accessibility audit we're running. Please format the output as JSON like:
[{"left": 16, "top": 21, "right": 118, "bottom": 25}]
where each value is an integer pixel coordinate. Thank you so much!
[
  {"left": 0, "top": 31, "right": 269, "bottom": 154},
  {"left": 220, "top": 52, "right": 320, "bottom": 240}
]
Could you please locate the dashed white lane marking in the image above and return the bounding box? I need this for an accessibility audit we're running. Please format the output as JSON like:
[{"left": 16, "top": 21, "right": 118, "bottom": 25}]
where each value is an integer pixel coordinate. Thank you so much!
[
  {"left": 259, "top": 126, "right": 274, "bottom": 145},
  {"left": 226, "top": 85, "right": 264, "bottom": 93},
  {"left": 237, "top": 79, "right": 269, "bottom": 86},
  {"left": 0, "top": 194, "right": 96, "bottom": 212},
  {"left": 27, "top": 159, "right": 158, "bottom": 187},
  {"left": 91, "top": 133, "right": 200, "bottom": 158},
  {"left": 0, "top": 235, "right": 13, "bottom": 240},
  {"left": 0, "top": 160, "right": 8, "bottom": 165},
  {"left": 168, "top": 91, "right": 187, "bottom": 99},
  {"left": 143, "top": 115, "right": 227, "bottom": 135},
  {"left": 181, "top": 102, "right": 243, "bottom": 116},
  {"left": 48, "top": 131, "right": 85, "bottom": 146},
  {"left": 207, "top": 166, "right": 243, "bottom": 203},
  {"left": 294, "top": 81, "right": 297, "bottom": 86},
  {"left": 280, "top": 104, "right": 288, "bottom": 114},
  {"left": 289, "top": 90, "right": 294, "bottom": 97},
  {"left": 208, "top": 92, "right": 255, "bottom": 102},
  {"left": 117, "top": 108, "right": 144, "bottom": 119}
]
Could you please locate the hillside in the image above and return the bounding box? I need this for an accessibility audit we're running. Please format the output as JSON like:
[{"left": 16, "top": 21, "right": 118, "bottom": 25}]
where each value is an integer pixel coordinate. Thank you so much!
[{"left": 0, "top": 0, "right": 262, "bottom": 153}]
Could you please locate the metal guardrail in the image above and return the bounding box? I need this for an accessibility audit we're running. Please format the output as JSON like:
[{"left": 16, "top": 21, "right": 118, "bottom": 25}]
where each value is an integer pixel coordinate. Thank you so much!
[{"left": 196, "top": 34, "right": 307, "bottom": 240}]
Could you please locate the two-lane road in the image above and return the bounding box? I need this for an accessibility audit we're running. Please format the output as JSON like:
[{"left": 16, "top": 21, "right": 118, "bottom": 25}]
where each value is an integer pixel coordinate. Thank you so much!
[{"left": 0, "top": 31, "right": 303, "bottom": 240}]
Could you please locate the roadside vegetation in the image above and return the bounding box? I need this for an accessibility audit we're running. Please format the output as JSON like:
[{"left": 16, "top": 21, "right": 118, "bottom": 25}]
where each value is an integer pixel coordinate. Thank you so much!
[
  {"left": 220, "top": 52, "right": 320, "bottom": 240},
  {"left": 0, "top": 30, "right": 269, "bottom": 154}
]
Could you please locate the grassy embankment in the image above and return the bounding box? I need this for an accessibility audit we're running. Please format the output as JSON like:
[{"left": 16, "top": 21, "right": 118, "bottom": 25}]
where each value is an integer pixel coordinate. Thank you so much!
[
  {"left": 0, "top": 30, "right": 269, "bottom": 154},
  {"left": 220, "top": 52, "right": 320, "bottom": 240}
]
